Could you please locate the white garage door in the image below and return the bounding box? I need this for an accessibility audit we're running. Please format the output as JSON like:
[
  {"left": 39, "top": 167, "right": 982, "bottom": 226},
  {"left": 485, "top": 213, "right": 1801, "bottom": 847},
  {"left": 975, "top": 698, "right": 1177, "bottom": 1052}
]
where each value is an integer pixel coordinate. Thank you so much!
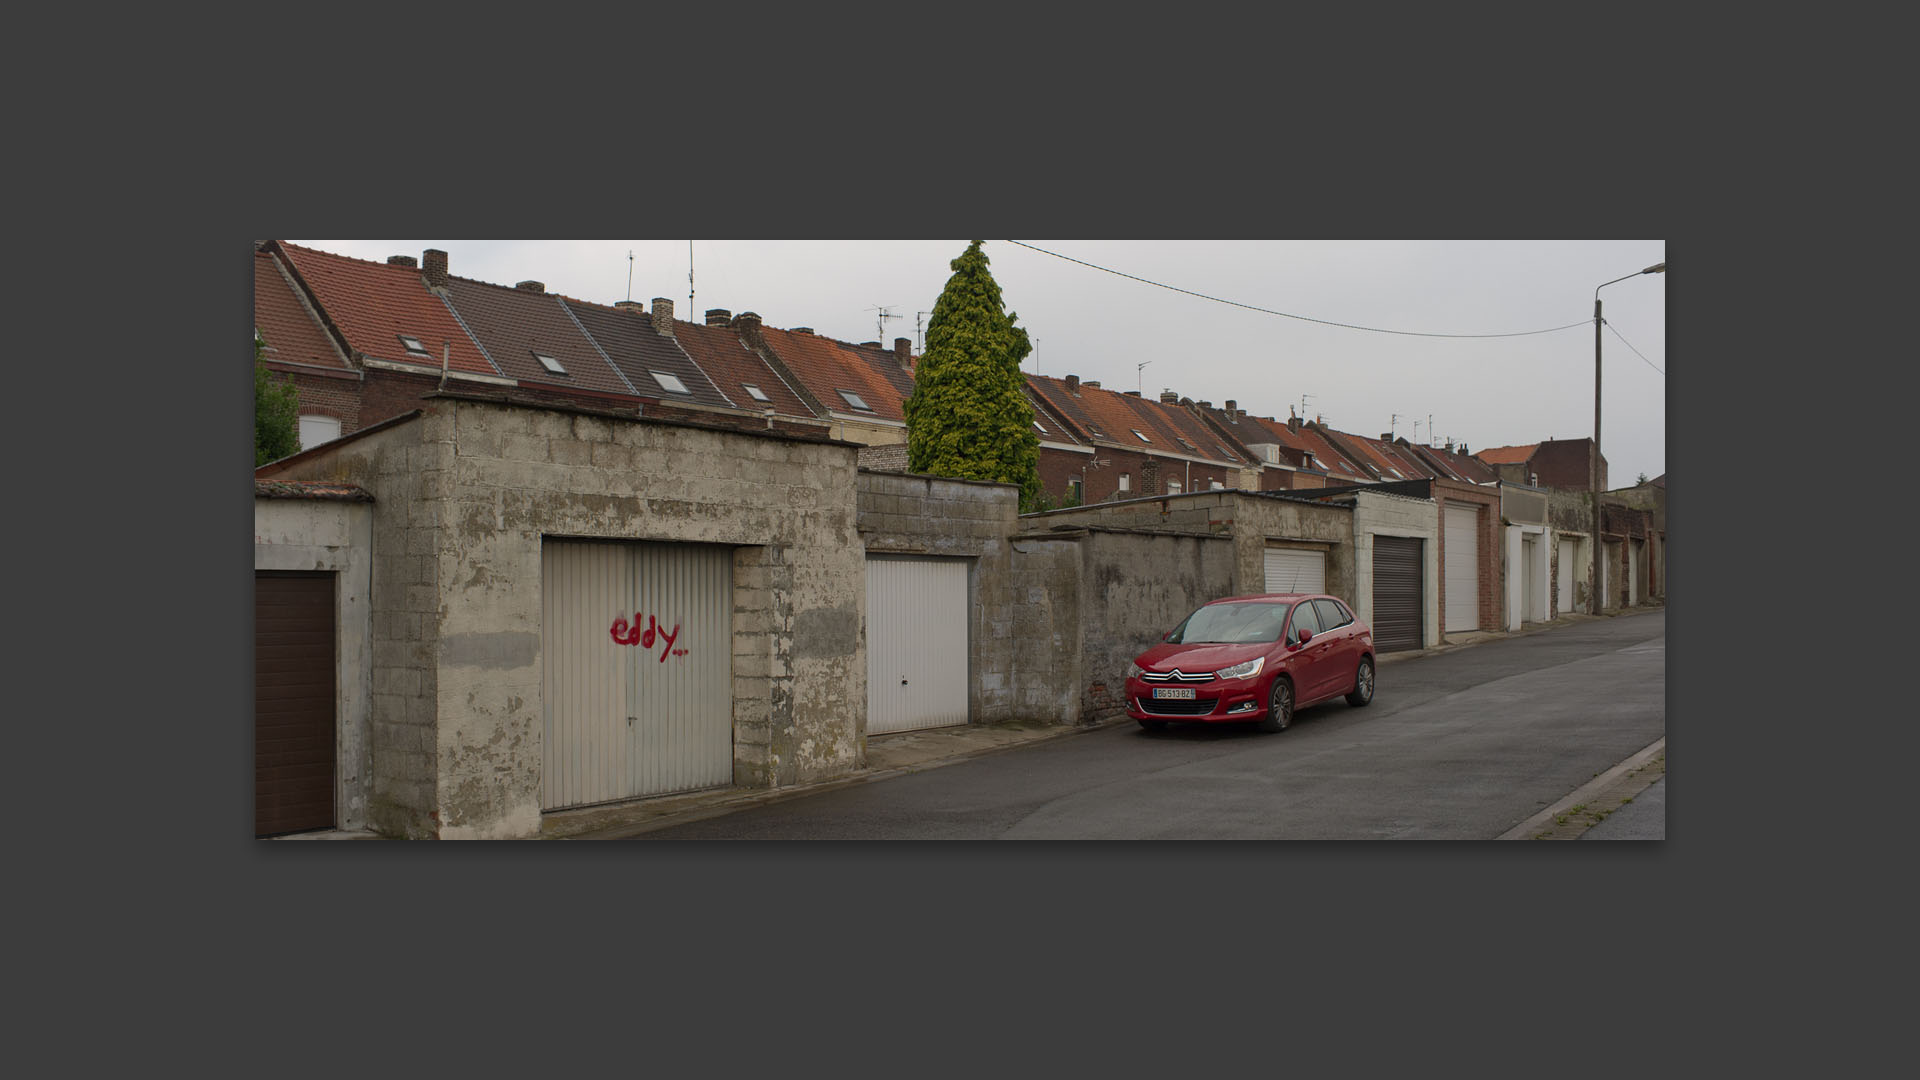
[
  {"left": 1557, "top": 538, "right": 1577, "bottom": 616},
  {"left": 1263, "top": 546, "right": 1326, "bottom": 594},
  {"left": 542, "top": 538, "right": 734, "bottom": 810},
  {"left": 1521, "top": 534, "right": 1538, "bottom": 625},
  {"left": 1444, "top": 503, "right": 1480, "bottom": 632},
  {"left": 867, "top": 556, "right": 970, "bottom": 735}
]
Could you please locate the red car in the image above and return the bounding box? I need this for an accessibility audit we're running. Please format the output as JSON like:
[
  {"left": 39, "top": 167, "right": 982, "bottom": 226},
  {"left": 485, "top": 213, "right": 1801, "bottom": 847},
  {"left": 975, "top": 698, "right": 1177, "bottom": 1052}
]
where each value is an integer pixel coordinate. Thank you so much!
[{"left": 1125, "top": 593, "right": 1375, "bottom": 733}]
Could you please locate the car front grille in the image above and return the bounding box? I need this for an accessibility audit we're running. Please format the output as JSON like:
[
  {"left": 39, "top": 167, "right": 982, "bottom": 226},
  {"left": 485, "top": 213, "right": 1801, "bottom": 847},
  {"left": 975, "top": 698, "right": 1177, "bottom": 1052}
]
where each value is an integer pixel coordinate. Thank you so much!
[
  {"left": 1140, "top": 669, "right": 1217, "bottom": 683},
  {"left": 1135, "top": 696, "right": 1218, "bottom": 716}
]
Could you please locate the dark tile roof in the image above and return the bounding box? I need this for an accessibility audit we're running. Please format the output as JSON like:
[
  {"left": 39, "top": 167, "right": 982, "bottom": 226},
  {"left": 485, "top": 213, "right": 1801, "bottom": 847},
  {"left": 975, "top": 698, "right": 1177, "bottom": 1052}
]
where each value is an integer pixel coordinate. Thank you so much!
[
  {"left": 668, "top": 319, "right": 817, "bottom": 419},
  {"left": 1026, "top": 376, "right": 1247, "bottom": 465},
  {"left": 255, "top": 250, "right": 352, "bottom": 372},
  {"left": 561, "top": 299, "right": 734, "bottom": 409},
  {"left": 443, "top": 278, "right": 634, "bottom": 397},
  {"left": 274, "top": 242, "right": 499, "bottom": 377}
]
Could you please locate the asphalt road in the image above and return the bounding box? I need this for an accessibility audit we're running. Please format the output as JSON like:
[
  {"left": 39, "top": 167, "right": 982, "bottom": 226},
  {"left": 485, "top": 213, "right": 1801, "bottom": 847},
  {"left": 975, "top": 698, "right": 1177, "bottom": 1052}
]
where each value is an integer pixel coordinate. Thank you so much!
[{"left": 636, "top": 611, "right": 1667, "bottom": 840}]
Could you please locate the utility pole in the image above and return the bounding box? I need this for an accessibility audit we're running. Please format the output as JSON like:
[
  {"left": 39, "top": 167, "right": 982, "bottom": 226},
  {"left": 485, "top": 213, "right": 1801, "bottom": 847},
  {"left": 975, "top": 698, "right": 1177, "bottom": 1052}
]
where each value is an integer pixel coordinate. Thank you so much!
[{"left": 1592, "top": 261, "right": 1666, "bottom": 615}]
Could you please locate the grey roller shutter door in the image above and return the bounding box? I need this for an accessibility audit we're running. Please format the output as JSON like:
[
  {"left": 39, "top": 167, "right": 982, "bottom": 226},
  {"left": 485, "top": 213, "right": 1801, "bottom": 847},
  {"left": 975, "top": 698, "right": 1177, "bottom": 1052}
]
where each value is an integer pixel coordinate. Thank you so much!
[{"left": 1372, "top": 536, "right": 1423, "bottom": 653}]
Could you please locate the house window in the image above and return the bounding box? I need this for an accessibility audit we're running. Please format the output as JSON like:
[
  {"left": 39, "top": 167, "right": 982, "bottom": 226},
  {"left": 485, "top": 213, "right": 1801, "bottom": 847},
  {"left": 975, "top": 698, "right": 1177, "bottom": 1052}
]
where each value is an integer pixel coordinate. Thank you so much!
[
  {"left": 1068, "top": 477, "right": 1084, "bottom": 503},
  {"left": 1119, "top": 473, "right": 1131, "bottom": 492},
  {"left": 743, "top": 384, "right": 770, "bottom": 402},
  {"left": 533, "top": 352, "right": 567, "bottom": 375},
  {"left": 1167, "top": 478, "right": 1182, "bottom": 494},
  {"left": 651, "top": 371, "right": 692, "bottom": 395},
  {"left": 397, "top": 334, "right": 430, "bottom": 358},
  {"left": 838, "top": 390, "right": 872, "bottom": 411},
  {"left": 298, "top": 414, "right": 341, "bottom": 450}
]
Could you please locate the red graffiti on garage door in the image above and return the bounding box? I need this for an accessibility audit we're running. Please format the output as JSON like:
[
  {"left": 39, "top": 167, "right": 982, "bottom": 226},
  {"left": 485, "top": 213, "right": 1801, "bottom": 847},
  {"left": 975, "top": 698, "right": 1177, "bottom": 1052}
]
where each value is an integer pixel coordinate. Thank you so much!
[{"left": 610, "top": 614, "right": 684, "bottom": 661}]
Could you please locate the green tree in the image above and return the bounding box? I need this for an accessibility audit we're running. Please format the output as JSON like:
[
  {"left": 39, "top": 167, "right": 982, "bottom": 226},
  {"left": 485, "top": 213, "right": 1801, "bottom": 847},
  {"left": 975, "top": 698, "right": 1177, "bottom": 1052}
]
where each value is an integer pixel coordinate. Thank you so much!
[
  {"left": 903, "top": 241, "right": 1041, "bottom": 508},
  {"left": 255, "top": 331, "right": 300, "bottom": 465}
]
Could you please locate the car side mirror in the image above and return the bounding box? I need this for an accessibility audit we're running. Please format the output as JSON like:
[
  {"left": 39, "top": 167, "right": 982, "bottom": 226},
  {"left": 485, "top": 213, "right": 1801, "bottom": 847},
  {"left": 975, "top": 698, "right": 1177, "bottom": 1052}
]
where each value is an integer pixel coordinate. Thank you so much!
[{"left": 1297, "top": 628, "right": 1313, "bottom": 646}]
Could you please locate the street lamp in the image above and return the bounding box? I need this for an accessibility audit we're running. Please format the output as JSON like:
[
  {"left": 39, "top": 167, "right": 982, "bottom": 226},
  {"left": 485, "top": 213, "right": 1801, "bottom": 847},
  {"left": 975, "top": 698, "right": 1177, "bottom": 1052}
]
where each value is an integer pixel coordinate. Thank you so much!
[{"left": 1592, "top": 261, "right": 1665, "bottom": 614}]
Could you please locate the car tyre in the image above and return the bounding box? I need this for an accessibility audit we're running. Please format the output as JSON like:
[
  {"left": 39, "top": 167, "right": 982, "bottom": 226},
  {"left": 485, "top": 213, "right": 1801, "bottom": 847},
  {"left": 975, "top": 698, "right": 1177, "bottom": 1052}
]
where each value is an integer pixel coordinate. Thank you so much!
[
  {"left": 1137, "top": 718, "right": 1167, "bottom": 732},
  {"left": 1257, "top": 678, "right": 1293, "bottom": 733},
  {"left": 1345, "top": 657, "right": 1375, "bottom": 707}
]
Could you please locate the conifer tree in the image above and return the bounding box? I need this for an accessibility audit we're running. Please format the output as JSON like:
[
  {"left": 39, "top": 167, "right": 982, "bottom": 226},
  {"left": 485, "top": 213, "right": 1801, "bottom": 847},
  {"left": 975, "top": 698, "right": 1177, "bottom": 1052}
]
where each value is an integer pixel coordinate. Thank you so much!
[{"left": 903, "top": 241, "right": 1040, "bottom": 507}]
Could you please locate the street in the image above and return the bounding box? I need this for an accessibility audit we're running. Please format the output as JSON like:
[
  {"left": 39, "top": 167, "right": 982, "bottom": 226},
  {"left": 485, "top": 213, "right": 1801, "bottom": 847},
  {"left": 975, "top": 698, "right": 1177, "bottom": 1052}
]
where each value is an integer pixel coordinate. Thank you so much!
[{"left": 634, "top": 611, "right": 1666, "bottom": 839}]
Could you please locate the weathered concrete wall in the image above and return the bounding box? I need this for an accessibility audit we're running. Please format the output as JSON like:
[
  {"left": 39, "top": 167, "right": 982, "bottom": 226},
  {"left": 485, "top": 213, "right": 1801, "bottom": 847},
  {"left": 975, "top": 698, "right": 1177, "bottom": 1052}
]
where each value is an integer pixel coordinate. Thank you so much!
[
  {"left": 262, "top": 395, "right": 866, "bottom": 839},
  {"left": 1079, "top": 529, "right": 1237, "bottom": 724},
  {"left": 254, "top": 495, "right": 376, "bottom": 833},
  {"left": 1347, "top": 490, "right": 1440, "bottom": 649},
  {"left": 857, "top": 471, "right": 1021, "bottom": 723},
  {"left": 1007, "top": 535, "right": 1084, "bottom": 721}
]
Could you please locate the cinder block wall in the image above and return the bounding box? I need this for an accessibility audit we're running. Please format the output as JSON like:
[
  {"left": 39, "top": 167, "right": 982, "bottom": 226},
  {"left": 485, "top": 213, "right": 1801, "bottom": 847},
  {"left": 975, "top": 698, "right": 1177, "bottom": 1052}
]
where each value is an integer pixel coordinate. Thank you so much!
[{"left": 857, "top": 471, "right": 1021, "bottom": 722}]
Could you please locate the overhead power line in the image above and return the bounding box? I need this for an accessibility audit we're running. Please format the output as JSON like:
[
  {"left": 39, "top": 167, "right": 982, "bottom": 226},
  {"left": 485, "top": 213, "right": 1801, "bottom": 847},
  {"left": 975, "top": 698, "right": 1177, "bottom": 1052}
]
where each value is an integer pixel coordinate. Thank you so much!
[
  {"left": 1003, "top": 240, "right": 1595, "bottom": 340},
  {"left": 1604, "top": 320, "right": 1665, "bottom": 376}
]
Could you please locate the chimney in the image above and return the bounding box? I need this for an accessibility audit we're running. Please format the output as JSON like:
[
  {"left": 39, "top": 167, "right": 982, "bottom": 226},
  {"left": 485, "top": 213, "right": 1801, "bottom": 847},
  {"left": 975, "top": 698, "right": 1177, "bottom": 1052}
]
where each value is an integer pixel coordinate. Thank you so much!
[
  {"left": 516, "top": 280, "right": 545, "bottom": 293},
  {"left": 614, "top": 300, "right": 645, "bottom": 315},
  {"left": 895, "top": 337, "right": 912, "bottom": 366},
  {"left": 387, "top": 255, "right": 417, "bottom": 267},
  {"left": 705, "top": 308, "right": 732, "bottom": 325},
  {"left": 860, "top": 341, "right": 881, "bottom": 349},
  {"left": 1159, "top": 390, "right": 1179, "bottom": 404},
  {"left": 734, "top": 311, "right": 767, "bottom": 351},
  {"left": 1288, "top": 416, "right": 1302, "bottom": 433},
  {"left": 1065, "top": 374, "right": 1080, "bottom": 392},
  {"left": 792, "top": 327, "right": 814, "bottom": 334},
  {"left": 1084, "top": 380, "right": 1101, "bottom": 389},
  {"left": 651, "top": 297, "right": 675, "bottom": 337},
  {"left": 1198, "top": 400, "right": 1212, "bottom": 409},
  {"left": 1124, "top": 390, "right": 1141, "bottom": 397},
  {"left": 1381, "top": 433, "right": 1393, "bottom": 442},
  {"left": 422, "top": 249, "right": 449, "bottom": 290},
  {"left": 1225, "top": 399, "right": 1238, "bottom": 421}
]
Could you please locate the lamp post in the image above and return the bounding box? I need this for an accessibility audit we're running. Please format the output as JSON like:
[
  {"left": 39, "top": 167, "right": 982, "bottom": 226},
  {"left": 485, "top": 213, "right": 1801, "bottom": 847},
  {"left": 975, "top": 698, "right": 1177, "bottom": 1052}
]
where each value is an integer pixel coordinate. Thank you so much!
[{"left": 1592, "top": 261, "right": 1666, "bottom": 614}]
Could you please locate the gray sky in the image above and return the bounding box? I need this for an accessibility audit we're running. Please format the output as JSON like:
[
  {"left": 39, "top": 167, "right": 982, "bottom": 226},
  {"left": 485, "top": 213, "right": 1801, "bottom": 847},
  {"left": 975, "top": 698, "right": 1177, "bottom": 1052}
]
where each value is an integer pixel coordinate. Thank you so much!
[{"left": 290, "top": 239, "right": 1667, "bottom": 485}]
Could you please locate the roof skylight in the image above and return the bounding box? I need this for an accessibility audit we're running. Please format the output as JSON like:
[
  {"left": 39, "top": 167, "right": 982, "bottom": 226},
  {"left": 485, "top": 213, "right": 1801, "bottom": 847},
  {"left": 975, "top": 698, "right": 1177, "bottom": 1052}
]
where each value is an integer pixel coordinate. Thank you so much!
[
  {"left": 743, "top": 384, "right": 771, "bottom": 402},
  {"left": 534, "top": 352, "right": 566, "bottom": 375},
  {"left": 1131, "top": 430, "right": 1151, "bottom": 443},
  {"left": 398, "top": 334, "right": 430, "bottom": 358},
  {"left": 838, "top": 390, "right": 872, "bottom": 411},
  {"left": 651, "top": 371, "right": 692, "bottom": 395}
]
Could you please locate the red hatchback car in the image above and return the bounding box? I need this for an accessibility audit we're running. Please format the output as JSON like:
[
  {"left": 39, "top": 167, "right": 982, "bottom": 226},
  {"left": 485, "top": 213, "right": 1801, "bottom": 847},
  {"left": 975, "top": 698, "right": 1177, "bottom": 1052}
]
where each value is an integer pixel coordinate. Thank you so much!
[{"left": 1125, "top": 593, "right": 1375, "bottom": 733}]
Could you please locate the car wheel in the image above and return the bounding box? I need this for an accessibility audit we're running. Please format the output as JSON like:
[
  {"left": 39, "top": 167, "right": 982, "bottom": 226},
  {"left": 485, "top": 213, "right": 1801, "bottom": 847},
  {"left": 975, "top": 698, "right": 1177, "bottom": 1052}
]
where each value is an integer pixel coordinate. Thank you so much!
[
  {"left": 1137, "top": 718, "right": 1167, "bottom": 732},
  {"left": 1257, "top": 678, "right": 1293, "bottom": 733},
  {"left": 1346, "top": 657, "right": 1375, "bottom": 707}
]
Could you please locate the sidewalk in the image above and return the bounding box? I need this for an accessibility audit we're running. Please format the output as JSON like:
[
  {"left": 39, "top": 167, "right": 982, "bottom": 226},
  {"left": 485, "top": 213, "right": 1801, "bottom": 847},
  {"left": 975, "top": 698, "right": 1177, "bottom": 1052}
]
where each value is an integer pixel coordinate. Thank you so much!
[{"left": 540, "top": 605, "right": 1663, "bottom": 840}]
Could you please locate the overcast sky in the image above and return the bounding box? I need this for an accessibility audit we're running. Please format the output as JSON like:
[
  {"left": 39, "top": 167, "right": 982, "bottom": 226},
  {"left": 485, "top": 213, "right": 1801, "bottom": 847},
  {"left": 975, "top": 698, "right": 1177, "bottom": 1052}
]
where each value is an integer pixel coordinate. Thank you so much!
[{"left": 289, "top": 239, "right": 1668, "bottom": 486}]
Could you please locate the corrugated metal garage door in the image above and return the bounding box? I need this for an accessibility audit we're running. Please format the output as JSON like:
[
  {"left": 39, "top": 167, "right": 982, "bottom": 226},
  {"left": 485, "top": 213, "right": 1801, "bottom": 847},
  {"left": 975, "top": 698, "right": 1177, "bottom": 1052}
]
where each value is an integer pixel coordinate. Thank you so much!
[
  {"left": 542, "top": 539, "right": 734, "bottom": 810},
  {"left": 1444, "top": 503, "right": 1480, "bottom": 632},
  {"left": 1371, "top": 535, "right": 1423, "bottom": 653},
  {"left": 1557, "top": 538, "right": 1577, "bottom": 616},
  {"left": 256, "top": 571, "right": 335, "bottom": 836},
  {"left": 867, "top": 556, "right": 970, "bottom": 734},
  {"left": 1263, "top": 546, "right": 1326, "bottom": 594}
]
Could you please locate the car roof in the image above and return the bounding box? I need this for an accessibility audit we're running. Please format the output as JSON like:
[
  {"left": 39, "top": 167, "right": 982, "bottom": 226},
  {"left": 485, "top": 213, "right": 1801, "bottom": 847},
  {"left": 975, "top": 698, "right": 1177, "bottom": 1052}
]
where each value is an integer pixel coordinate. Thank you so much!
[{"left": 1206, "top": 592, "right": 1326, "bottom": 605}]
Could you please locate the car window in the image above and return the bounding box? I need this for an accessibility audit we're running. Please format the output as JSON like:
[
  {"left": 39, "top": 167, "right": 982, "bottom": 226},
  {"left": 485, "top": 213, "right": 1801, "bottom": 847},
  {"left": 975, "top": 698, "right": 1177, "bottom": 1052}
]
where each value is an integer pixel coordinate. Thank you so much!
[
  {"left": 1168, "top": 602, "right": 1290, "bottom": 644},
  {"left": 1288, "top": 601, "right": 1322, "bottom": 643},
  {"left": 1313, "top": 598, "right": 1349, "bottom": 630}
]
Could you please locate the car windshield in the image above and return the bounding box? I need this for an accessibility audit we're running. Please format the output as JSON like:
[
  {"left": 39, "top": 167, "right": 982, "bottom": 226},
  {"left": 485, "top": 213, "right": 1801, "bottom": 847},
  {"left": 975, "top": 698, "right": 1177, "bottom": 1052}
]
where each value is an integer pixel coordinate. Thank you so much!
[{"left": 1166, "top": 602, "right": 1291, "bottom": 644}]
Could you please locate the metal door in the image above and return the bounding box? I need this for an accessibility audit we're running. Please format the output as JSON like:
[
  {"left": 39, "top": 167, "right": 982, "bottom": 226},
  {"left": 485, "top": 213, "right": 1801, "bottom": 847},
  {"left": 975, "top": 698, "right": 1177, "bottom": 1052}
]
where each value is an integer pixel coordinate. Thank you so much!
[
  {"left": 866, "top": 556, "right": 970, "bottom": 734},
  {"left": 1371, "top": 535, "right": 1423, "bottom": 653},
  {"left": 1557, "top": 538, "right": 1577, "bottom": 616},
  {"left": 1444, "top": 503, "right": 1480, "bottom": 632},
  {"left": 542, "top": 539, "right": 734, "bottom": 809},
  {"left": 1263, "top": 546, "right": 1325, "bottom": 594},
  {"left": 1520, "top": 534, "right": 1538, "bottom": 624},
  {"left": 256, "top": 571, "right": 336, "bottom": 836}
]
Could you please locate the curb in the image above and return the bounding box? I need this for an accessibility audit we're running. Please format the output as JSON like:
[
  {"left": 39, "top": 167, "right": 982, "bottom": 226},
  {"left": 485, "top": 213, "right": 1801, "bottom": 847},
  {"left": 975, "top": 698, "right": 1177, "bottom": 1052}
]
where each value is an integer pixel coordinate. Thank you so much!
[{"left": 1496, "top": 736, "right": 1666, "bottom": 840}]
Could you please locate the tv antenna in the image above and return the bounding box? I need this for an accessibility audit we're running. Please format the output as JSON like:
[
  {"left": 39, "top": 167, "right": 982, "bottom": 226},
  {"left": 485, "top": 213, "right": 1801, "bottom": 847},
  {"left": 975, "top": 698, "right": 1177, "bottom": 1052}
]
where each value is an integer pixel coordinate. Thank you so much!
[
  {"left": 867, "top": 305, "right": 901, "bottom": 342},
  {"left": 687, "top": 241, "right": 696, "bottom": 316},
  {"left": 916, "top": 311, "right": 932, "bottom": 354},
  {"left": 1137, "top": 360, "right": 1152, "bottom": 394},
  {"left": 626, "top": 250, "right": 634, "bottom": 302},
  {"left": 1389, "top": 413, "right": 1400, "bottom": 440}
]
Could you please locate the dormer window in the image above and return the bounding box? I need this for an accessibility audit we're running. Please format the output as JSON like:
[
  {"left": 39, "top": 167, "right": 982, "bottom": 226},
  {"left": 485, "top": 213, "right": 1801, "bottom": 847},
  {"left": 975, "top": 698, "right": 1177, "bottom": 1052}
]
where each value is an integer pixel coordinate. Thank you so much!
[
  {"left": 838, "top": 390, "right": 872, "bottom": 411},
  {"left": 743, "top": 384, "right": 770, "bottom": 402},
  {"left": 533, "top": 352, "right": 567, "bottom": 375},
  {"left": 398, "top": 334, "right": 431, "bottom": 359},
  {"left": 651, "top": 371, "right": 692, "bottom": 395}
]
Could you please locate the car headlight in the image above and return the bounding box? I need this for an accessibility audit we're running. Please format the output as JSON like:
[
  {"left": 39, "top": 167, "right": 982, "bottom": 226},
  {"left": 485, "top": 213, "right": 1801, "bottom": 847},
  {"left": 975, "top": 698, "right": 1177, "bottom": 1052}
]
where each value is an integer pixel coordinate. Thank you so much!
[
  {"left": 1125, "top": 661, "right": 1143, "bottom": 679},
  {"left": 1217, "top": 657, "right": 1264, "bottom": 680}
]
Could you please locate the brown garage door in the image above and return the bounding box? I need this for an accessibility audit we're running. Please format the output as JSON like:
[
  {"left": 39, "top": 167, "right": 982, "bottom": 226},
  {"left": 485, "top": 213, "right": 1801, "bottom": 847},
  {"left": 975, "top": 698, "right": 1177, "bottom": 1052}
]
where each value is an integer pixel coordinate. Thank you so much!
[
  {"left": 256, "top": 571, "right": 335, "bottom": 836},
  {"left": 1372, "top": 536, "right": 1424, "bottom": 653}
]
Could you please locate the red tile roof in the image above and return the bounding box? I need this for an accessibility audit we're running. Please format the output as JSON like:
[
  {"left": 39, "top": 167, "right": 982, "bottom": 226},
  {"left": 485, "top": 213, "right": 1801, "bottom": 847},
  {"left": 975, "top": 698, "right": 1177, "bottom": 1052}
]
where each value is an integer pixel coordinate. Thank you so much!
[
  {"left": 275, "top": 242, "right": 499, "bottom": 377},
  {"left": 1411, "top": 443, "right": 1500, "bottom": 484},
  {"left": 255, "top": 250, "right": 353, "bottom": 372},
  {"left": 1474, "top": 443, "right": 1539, "bottom": 465},
  {"left": 1025, "top": 377, "right": 1247, "bottom": 465},
  {"left": 1331, "top": 430, "right": 1421, "bottom": 482},
  {"left": 668, "top": 319, "right": 817, "bottom": 419},
  {"left": 762, "top": 326, "right": 912, "bottom": 423},
  {"left": 1292, "top": 425, "right": 1373, "bottom": 484}
]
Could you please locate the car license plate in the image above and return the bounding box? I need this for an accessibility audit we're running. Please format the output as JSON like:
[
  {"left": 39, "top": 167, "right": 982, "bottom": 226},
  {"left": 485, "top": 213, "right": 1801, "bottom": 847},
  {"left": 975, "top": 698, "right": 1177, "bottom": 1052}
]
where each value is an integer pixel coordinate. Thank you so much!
[{"left": 1152, "top": 687, "right": 1196, "bottom": 700}]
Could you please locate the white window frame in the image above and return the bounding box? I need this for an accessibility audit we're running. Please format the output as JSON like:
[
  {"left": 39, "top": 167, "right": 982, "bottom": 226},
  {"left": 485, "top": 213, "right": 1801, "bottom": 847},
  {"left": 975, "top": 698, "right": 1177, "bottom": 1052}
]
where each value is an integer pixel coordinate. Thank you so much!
[
  {"left": 651, "top": 370, "right": 692, "bottom": 395},
  {"left": 743, "top": 384, "right": 770, "bottom": 402},
  {"left": 838, "top": 389, "right": 872, "bottom": 411},
  {"left": 534, "top": 352, "right": 567, "bottom": 375}
]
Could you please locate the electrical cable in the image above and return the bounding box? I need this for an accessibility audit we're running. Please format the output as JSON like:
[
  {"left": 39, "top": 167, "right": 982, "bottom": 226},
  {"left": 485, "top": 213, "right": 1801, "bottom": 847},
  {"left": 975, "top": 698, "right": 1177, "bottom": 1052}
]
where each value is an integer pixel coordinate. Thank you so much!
[
  {"left": 1603, "top": 320, "right": 1665, "bottom": 376},
  {"left": 1004, "top": 240, "right": 1596, "bottom": 340}
]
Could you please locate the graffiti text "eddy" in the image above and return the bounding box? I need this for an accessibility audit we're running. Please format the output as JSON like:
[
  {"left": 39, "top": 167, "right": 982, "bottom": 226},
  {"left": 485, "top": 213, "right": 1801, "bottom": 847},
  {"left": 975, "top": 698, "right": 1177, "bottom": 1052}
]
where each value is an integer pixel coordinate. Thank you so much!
[{"left": 610, "top": 614, "right": 682, "bottom": 662}]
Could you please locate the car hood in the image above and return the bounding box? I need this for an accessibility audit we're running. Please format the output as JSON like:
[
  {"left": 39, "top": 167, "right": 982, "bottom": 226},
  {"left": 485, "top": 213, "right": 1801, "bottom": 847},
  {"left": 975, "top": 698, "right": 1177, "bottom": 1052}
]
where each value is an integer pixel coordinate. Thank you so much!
[{"left": 1134, "top": 641, "right": 1275, "bottom": 672}]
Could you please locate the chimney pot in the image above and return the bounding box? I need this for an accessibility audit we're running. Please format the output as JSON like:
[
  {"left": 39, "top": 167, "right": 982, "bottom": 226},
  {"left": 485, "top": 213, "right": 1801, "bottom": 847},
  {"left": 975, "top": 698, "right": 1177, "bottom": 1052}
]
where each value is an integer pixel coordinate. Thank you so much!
[
  {"left": 422, "top": 249, "right": 449, "bottom": 290},
  {"left": 516, "top": 280, "right": 545, "bottom": 293},
  {"left": 387, "top": 255, "right": 417, "bottom": 267},
  {"left": 651, "top": 297, "right": 675, "bottom": 337},
  {"left": 705, "top": 308, "right": 732, "bottom": 325}
]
